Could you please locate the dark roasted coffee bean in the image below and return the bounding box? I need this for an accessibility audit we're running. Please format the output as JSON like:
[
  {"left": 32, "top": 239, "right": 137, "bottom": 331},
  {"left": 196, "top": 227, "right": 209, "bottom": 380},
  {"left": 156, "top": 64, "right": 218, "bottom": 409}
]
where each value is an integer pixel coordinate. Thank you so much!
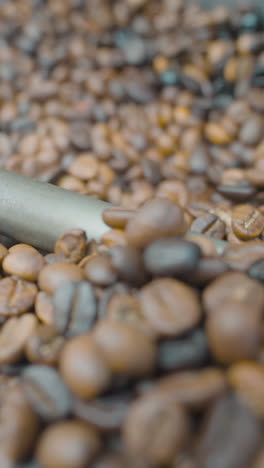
[
  {"left": 223, "top": 242, "right": 264, "bottom": 272},
  {"left": 196, "top": 394, "right": 262, "bottom": 468},
  {"left": 190, "top": 257, "right": 229, "bottom": 286},
  {"left": 22, "top": 365, "right": 72, "bottom": 421},
  {"left": 143, "top": 238, "right": 201, "bottom": 277},
  {"left": 158, "top": 329, "right": 209, "bottom": 372},
  {"left": 216, "top": 183, "right": 256, "bottom": 202},
  {"left": 53, "top": 280, "right": 97, "bottom": 337},
  {"left": 140, "top": 278, "right": 201, "bottom": 337},
  {"left": 109, "top": 246, "right": 147, "bottom": 285},
  {"left": 36, "top": 420, "right": 101, "bottom": 468}
]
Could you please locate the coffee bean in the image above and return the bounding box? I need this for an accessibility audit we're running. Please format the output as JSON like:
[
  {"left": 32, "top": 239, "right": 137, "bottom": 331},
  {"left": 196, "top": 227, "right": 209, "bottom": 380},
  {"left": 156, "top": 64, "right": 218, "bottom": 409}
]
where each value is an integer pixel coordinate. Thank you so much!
[
  {"left": 228, "top": 362, "right": 264, "bottom": 419},
  {"left": 125, "top": 198, "right": 186, "bottom": 248},
  {"left": 249, "top": 259, "right": 264, "bottom": 281},
  {"left": 155, "top": 368, "right": 226, "bottom": 410},
  {"left": 84, "top": 255, "right": 118, "bottom": 287},
  {"left": 158, "top": 329, "right": 209, "bottom": 372},
  {"left": 206, "top": 303, "right": 261, "bottom": 364},
  {"left": 36, "top": 421, "right": 101, "bottom": 468},
  {"left": 0, "top": 314, "right": 37, "bottom": 365},
  {"left": 223, "top": 242, "right": 264, "bottom": 271},
  {"left": 73, "top": 392, "right": 131, "bottom": 432},
  {"left": 35, "top": 291, "right": 54, "bottom": 325},
  {"left": 196, "top": 394, "right": 262, "bottom": 468},
  {"left": 53, "top": 280, "right": 97, "bottom": 337},
  {"left": 25, "top": 325, "right": 65, "bottom": 366},
  {"left": 190, "top": 257, "right": 229, "bottom": 286},
  {"left": 2, "top": 244, "right": 44, "bottom": 281},
  {"left": 139, "top": 278, "right": 201, "bottom": 337},
  {"left": 59, "top": 334, "right": 111, "bottom": 399},
  {"left": 22, "top": 365, "right": 72, "bottom": 421},
  {"left": 109, "top": 246, "right": 147, "bottom": 285},
  {"left": 102, "top": 208, "right": 137, "bottom": 230},
  {"left": 54, "top": 229, "right": 87, "bottom": 263},
  {"left": 0, "top": 277, "right": 37, "bottom": 317},
  {"left": 143, "top": 238, "right": 201, "bottom": 277},
  {"left": 216, "top": 183, "right": 256, "bottom": 202},
  {"left": 38, "top": 262, "right": 85, "bottom": 294},
  {"left": 93, "top": 320, "right": 156, "bottom": 376},
  {"left": 203, "top": 271, "right": 264, "bottom": 314},
  {"left": 239, "top": 115, "right": 263, "bottom": 146},
  {"left": 123, "top": 390, "right": 190, "bottom": 466},
  {"left": 191, "top": 213, "right": 225, "bottom": 239},
  {"left": 232, "top": 204, "right": 264, "bottom": 240},
  {"left": 0, "top": 382, "right": 39, "bottom": 463}
]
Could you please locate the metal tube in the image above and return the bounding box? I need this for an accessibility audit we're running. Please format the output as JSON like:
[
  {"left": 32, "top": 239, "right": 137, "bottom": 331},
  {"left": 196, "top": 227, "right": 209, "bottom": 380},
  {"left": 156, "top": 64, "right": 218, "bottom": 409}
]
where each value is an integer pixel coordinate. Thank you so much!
[{"left": 0, "top": 169, "right": 111, "bottom": 251}]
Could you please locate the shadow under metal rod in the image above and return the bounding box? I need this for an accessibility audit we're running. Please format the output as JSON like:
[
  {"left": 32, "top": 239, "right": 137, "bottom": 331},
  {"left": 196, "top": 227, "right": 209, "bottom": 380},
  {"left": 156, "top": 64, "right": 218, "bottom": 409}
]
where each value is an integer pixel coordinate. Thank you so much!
[{"left": 0, "top": 169, "right": 228, "bottom": 253}]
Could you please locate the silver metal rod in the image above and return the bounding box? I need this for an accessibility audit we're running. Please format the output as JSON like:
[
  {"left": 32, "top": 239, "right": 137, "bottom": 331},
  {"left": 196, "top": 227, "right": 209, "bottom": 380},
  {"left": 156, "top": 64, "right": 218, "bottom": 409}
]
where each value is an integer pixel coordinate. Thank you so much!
[{"left": 0, "top": 170, "right": 111, "bottom": 251}]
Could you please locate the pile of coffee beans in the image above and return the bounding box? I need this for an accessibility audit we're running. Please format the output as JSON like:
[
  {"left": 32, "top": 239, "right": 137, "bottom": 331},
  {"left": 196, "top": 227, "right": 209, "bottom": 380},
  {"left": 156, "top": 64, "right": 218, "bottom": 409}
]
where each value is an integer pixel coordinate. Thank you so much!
[{"left": 0, "top": 0, "right": 263, "bottom": 466}]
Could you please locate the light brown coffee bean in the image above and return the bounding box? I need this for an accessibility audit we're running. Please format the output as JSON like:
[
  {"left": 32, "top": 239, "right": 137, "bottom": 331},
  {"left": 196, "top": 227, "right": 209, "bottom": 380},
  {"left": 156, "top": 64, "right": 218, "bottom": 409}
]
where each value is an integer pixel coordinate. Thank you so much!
[
  {"left": 125, "top": 198, "right": 186, "bottom": 248},
  {"left": 0, "top": 244, "right": 8, "bottom": 265},
  {"left": 93, "top": 320, "right": 156, "bottom": 376},
  {"left": 36, "top": 420, "right": 101, "bottom": 468},
  {"left": 0, "top": 277, "right": 37, "bottom": 317},
  {"left": 123, "top": 390, "right": 190, "bottom": 466},
  {"left": 60, "top": 334, "right": 111, "bottom": 399},
  {"left": 206, "top": 303, "right": 261, "bottom": 364},
  {"left": 232, "top": 204, "right": 264, "bottom": 240},
  {"left": 228, "top": 362, "right": 264, "bottom": 419},
  {"left": 25, "top": 325, "right": 65, "bottom": 366},
  {"left": 203, "top": 272, "right": 264, "bottom": 314},
  {"left": 35, "top": 291, "right": 54, "bottom": 326},
  {"left": 84, "top": 255, "right": 118, "bottom": 287},
  {"left": 54, "top": 229, "right": 87, "bottom": 263},
  {"left": 139, "top": 278, "right": 201, "bottom": 337},
  {"left": 0, "top": 314, "right": 37, "bottom": 365},
  {"left": 2, "top": 244, "right": 44, "bottom": 281},
  {"left": 38, "top": 262, "right": 85, "bottom": 294}
]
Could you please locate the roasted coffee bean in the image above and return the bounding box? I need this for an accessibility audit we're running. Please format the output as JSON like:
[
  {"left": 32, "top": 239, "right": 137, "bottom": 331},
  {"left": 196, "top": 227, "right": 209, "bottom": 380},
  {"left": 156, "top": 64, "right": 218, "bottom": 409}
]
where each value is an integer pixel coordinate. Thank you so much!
[
  {"left": 102, "top": 208, "right": 137, "bottom": 230},
  {"left": 0, "top": 277, "right": 37, "bottom": 317},
  {"left": 93, "top": 320, "right": 156, "bottom": 377},
  {"left": 125, "top": 198, "right": 186, "bottom": 248},
  {"left": 109, "top": 246, "right": 147, "bottom": 285},
  {"left": 143, "top": 238, "right": 201, "bottom": 277},
  {"left": 73, "top": 392, "right": 131, "bottom": 432},
  {"left": 90, "top": 452, "right": 128, "bottom": 468},
  {"left": 106, "top": 294, "right": 154, "bottom": 338},
  {"left": 53, "top": 280, "right": 97, "bottom": 337},
  {"left": 59, "top": 334, "right": 111, "bottom": 399},
  {"left": 203, "top": 271, "right": 264, "bottom": 314},
  {"left": 25, "top": 325, "right": 65, "bottom": 366},
  {"left": 54, "top": 229, "right": 87, "bottom": 263},
  {"left": 190, "top": 213, "right": 225, "bottom": 239},
  {"left": 154, "top": 368, "right": 226, "bottom": 410},
  {"left": 231, "top": 204, "right": 264, "bottom": 240},
  {"left": 216, "top": 183, "right": 256, "bottom": 202},
  {"left": 139, "top": 278, "right": 201, "bottom": 337},
  {"left": 0, "top": 314, "right": 37, "bottom": 365},
  {"left": 223, "top": 242, "right": 264, "bottom": 271},
  {"left": 35, "top": 291, "right": 54, "bottom": 326},
  {"left": 38, "top": 262, "right": 85, "bottom": 294},
  {"left": 36, "top": 421, "right": 101, "bottom": 468},
  {"left": 0, "top": 382, "right": 39, "bottom": 463},
  {"left": 22, "top": 365, "right": 72, "bottom": 421},
  {"left": 249, "top": 259, "right": 264, "bottom": 281},
  {"left": 206, "top": 303, "right": 261, "bottom": 364},
  {"left": 196, "top": 394, "right": 262, "bottom": 468},
  {"left": 228, "top": 362, "right": 264, "bottom": 419},
  {"left": 190, "top": 257, "right": 229, "bottom": 286},
  {"left": 123, "top": 390, "right": 190, "bottom": 466},
  {"left": 158, "top": 329, "right": 209, "bottom": 372},
  {"left": 2, "top": 244, "right": 44, "bottom": 281},
  {"left": 84, "top": 255, "right": 118, "bottom": 287}
]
